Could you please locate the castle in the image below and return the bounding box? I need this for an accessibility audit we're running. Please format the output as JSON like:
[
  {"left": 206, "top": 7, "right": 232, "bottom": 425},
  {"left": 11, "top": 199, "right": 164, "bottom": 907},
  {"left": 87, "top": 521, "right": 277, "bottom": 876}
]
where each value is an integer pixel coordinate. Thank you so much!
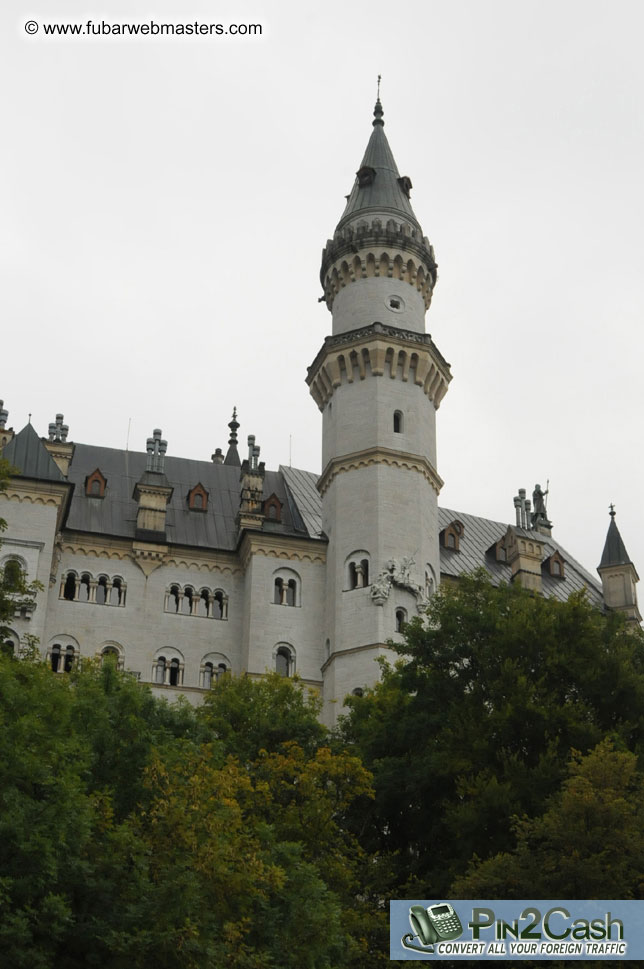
[{"left": 1, "top": 97, "right": 640, "bottom": 723}]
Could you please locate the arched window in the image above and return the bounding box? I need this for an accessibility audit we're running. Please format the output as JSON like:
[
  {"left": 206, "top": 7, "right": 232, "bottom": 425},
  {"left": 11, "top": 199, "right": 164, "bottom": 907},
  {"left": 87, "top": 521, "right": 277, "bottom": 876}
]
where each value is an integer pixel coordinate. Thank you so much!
[
  {"left": 63, "top": 646, "right": 75, "bottom": 673},
  {"left": 110, "top": 578, "right": 125, "bottom": 607},
  {"left": 352, "top": 687, "right": 364, "bottom": 698},
  {"left": 169, "top": 584, "right": 180, "bottom": 612},
  {"left": 96, "top": 576, "right": 108, "bottom": 605},
  {"left": 272, "top": 569, "right": 300, "bottom": 607},
  {"left": 203, "top": 661, "right": 214, "bottom": 690},
  {"left": 212, "top": 590, "right": 227, "bottom": 620},
  {"left": 393, "top": 410, "right": 404, "bottom": 433},
  {"left": 346, "top": 552, "right": 370, "bottom": 590},
  {"left": 182, "top": 587, "right": 194, "bottom": 615},
  {"left": 395, "top": 608, "right": 407, "bottom": 633},
  {"left": 3, "top": 559, "right": 23, "bottom": 591},
  {"left": 51, "top": 644, "right": 61, "bottom": 673},
  {"left": 63, "top": 573, "right": 76, "bottom": 601},
  {"left": 79, "top": 574, "right": 90, "bottom": 602},
  {"left": 198, "top": 589, "right": 209, "bottom": 617},
  {"left": 154, "top": 649, "right": 184, "bottom": 687},
  {"left": 169, "top": 658, "right": 181, "bottom": 687},
  {"left": 101, "top": 645, "right": 120, "bottom": 667},
  {"left": 275, "top": 645, "right": 292, "bottom": 677}
]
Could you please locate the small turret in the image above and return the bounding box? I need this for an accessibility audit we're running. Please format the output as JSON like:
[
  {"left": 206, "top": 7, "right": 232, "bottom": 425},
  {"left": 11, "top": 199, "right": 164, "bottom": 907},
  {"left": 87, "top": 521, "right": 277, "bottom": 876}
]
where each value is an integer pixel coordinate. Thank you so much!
[
  {"left": 43, "top": 413, "right": 74, "bottom": 475},
  {"left": 133, "top": 429, "right": 173, "bottom": 543},
  {"left": 0, "top": 400, "right": 13, "bottom": 448},
  {"left": 598, "top": 505, "right": 641, "bottom": 625},
  {"left": 237, "top": 435, "right": 265, "bottom": 531}
]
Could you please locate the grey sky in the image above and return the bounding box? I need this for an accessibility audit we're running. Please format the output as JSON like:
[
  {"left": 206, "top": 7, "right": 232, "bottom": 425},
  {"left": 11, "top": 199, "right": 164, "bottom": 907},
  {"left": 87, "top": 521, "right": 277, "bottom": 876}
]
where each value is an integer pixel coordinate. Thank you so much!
[{"left": 2, "top": 0, "right": 643, "bottom": 583}]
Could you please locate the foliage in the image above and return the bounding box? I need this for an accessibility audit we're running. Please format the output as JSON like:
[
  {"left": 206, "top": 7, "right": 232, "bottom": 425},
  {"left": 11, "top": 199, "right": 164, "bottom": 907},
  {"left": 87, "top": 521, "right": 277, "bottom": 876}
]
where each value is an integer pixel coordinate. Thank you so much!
[
  {"left": 340, "top": 571, "right": 644, "bottom": 898},
  {"left": 453, "top": 738, "right": 644, "bottom": 899},
  {"left": 0, "top": 659, "right": 377, "bottom": 968}
]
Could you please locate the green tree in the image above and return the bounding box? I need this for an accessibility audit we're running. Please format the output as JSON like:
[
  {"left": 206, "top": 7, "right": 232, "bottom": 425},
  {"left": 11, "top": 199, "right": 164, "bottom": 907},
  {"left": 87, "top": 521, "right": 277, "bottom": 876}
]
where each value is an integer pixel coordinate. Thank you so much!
[
  {"left": 453, "top": 738, "right": 644, "bottom": 898},
  {"left": 340, "top": 572, "right": 644, "bottom": 898}
]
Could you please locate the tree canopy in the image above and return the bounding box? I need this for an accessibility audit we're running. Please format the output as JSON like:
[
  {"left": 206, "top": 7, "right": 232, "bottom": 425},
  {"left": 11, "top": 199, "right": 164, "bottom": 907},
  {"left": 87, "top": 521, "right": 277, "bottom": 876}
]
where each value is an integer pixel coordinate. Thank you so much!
[{"left": 340, "top": 571, "right": 644, "bottom": 899}]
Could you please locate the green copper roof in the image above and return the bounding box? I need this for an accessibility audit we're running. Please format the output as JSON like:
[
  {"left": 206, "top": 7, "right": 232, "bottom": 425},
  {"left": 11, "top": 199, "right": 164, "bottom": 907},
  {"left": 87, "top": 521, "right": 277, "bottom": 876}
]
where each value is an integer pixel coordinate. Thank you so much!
[
  {"left": 336, "top": 98, "right": 422, "bottom": 233},
  {"left": 599, "top": 512, "right": 633, "bottom": 569},
  {"left": 2, "top": 423, "right": 66, "bottom": 482}
]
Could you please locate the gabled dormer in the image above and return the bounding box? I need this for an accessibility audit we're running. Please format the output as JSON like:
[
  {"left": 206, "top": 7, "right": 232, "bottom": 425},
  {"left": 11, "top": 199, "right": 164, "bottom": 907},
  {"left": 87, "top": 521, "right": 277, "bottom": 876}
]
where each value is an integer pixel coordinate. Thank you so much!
[{"left": 85, "top": 468, "right": 107, "bottom": 498}]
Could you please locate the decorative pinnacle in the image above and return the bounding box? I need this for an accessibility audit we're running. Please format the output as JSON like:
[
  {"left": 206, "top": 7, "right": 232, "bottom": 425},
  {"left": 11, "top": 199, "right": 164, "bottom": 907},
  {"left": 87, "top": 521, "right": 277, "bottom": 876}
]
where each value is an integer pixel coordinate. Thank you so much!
[
  {"left": 373, "top": 75, "right": 384, "bottom": 127},
  {"left": 609, "top": 503, "right": 616, "bottom": 519},
  {"left": 228, "top": 407, "right": 239, "bottom": 446}
]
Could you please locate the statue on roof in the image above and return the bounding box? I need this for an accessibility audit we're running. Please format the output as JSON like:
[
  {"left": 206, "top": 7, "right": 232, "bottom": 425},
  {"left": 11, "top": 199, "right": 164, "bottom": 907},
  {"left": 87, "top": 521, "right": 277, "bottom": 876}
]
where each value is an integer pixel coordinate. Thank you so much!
[{"left": 531, "top": 483, "right": 551, "bottom": 529}]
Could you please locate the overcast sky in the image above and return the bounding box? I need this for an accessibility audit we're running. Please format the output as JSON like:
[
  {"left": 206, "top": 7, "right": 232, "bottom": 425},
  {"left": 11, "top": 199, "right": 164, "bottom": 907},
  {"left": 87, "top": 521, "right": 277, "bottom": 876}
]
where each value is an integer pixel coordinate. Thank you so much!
[{"left": 2, "top": 0, "right": 643, "bottom": 584}]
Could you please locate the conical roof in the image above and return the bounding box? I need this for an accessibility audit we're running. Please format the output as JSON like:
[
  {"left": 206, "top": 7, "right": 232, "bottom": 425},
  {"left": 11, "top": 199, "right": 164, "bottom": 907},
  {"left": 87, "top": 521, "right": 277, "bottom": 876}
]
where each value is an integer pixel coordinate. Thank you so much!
[
  {"left": 2, "top": 423, "right": 66, "bottom": 482},
  {"left": 599, "top": 510, "right": 633, "bottom": 569},
  {"left": 335, "top": 98, "right": 423, "bottom": 234}
]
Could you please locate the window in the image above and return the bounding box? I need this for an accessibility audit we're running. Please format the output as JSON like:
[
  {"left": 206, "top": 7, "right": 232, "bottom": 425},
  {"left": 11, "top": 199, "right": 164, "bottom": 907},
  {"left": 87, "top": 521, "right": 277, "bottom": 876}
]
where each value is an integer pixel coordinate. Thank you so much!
[
  {"left": 272, "top": 569, "right": 300, "bottom": 607},
  {"left": 50, "top": 643, "right": 77, "bottom": 673},
  {"left": 79, "top": 574, "right": 91, "bottom": 602},
  {"left": 395, "top": 608, "right": 407, "bottom": 633},
  {"left": 3, "top": 559, "right": 23, "bottom": 591},
  {"left": 110, "top": 578, "right": 125, "bottom": 607},
  {"left": 96, "top": 576, "right": 108, "bottom": 605},
  {"left": 164, "top": 584, "right": 228, "bottom": 619},
  {"left": 393, "top": 410, "right": 403, "bottom": 433},
  {"left": 101, "top": 645, "right": 120, "bottom": 667},
  {"left": 201, "top": 653, "right": 230, "bottom": 688},
  {"left": 154, "top": 649, "right": 184, "bottom": 687},
  {"left": 263, "top": 493, "right": 282, "bottom": 522},
  {"left": 275, "top": 645, "right": 293, "bottom": 677},
  {"left": 351, "top": 687, "right": 364, "bottom": 698},
  {"left": 85, "top": 469, "right": 107, "bottom": 498},
  {"left": 188, "top": 483, "right": 208, "bottom": 512},
  {"left": 169, "top": 658, "right": 181, "bottom": 687},
  {"left": 441, "top": 521, "right": 464, "bottom": 551},
  {"left": 346, "top": 552, "right": 370, "bottom": 590}
]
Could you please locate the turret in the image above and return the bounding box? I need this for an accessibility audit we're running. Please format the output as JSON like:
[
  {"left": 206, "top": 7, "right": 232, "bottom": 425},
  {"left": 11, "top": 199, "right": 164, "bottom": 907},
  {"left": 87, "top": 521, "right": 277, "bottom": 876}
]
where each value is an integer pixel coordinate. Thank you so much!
[
  {"left": 598, "top": 506, "right": 641, "bottom": 626},
  {"left": 310, "top": 90, "right": 451, "bottom": 722}
]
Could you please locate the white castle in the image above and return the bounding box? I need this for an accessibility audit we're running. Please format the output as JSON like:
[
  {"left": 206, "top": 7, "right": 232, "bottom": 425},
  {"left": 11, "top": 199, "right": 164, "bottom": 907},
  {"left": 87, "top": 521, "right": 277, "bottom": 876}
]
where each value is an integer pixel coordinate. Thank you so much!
[{"left": 1, "top": 97, "right": 639, "bottom": 723}]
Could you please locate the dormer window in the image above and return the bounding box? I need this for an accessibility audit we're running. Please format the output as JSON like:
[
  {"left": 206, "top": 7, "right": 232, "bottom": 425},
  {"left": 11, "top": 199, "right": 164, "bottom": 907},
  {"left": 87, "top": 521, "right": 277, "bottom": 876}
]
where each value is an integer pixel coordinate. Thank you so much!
[
  {"left": 486, "top": 539, "right": 507, "bottom": 563},
  {"left": 188, "top": 483, "right": 208, "bottom": 512},
  {"left": 544, "top": 551, "right": 565, "bottom": 579},
  {"left": 263, "top": 493, "right": 282, "bottom": 522},
  {"left": 397, "top": 175, "right": 412, "bottom": 198},
  {"left": 85, "top": 468, "right": 107, "bottom": 498},
  {"left": 356, "top": 165, "right": 376, "bottom": 188},
  {"left": 440, "top": 520, "right": 464, "bottom": 551}
]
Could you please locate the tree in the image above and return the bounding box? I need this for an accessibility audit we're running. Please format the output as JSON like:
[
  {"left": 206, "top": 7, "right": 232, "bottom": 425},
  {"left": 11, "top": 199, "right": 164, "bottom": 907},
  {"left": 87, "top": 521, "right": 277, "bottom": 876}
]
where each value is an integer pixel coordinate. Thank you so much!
[
  {"left": 340, "top": 572, "right": 644, "bottom": 898},
  {"left": 453, "top": 738, "right": 644, "bottom": 899}
]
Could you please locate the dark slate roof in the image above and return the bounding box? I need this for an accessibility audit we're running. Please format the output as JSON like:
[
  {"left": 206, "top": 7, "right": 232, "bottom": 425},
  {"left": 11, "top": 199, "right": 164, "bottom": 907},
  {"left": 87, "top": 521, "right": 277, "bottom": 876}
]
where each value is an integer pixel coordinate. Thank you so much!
[
  {"left": 438, "top": 506, "right": 604, "bottom": 607},
  {"left": 280, "top": 465, "right": 324, "bottom": 539},
  {"left": 336, "top": 99, "right": 422, "bottom": 234},
  {"left": 599, "top": 515, "right": 633, "bottom": 569},
  {"left": 64, "top": 445, "right": 310, "bottom": 549},
  {"left": 2, "top": 424, "right": 66, "bottom": 482}
]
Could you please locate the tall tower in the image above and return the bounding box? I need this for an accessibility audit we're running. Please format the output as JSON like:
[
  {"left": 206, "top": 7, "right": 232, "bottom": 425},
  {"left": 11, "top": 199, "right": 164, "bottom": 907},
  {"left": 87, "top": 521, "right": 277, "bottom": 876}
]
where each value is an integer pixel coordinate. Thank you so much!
[{"left": 307, "top": 95, "right": 451, "bottom": 719}]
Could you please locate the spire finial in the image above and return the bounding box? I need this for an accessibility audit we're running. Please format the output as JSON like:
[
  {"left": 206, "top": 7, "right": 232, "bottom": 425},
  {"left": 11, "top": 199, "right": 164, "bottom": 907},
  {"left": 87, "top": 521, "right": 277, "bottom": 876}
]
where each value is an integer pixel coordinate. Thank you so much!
[
  {"left": 373, "top": 75, "right": 384, "bottom": 127},
  {"left": 228, "top": 407, "right": 239, "bottom": 446},
  {"left": 609, "top": 502, "right": 616, "bottom": 519}
]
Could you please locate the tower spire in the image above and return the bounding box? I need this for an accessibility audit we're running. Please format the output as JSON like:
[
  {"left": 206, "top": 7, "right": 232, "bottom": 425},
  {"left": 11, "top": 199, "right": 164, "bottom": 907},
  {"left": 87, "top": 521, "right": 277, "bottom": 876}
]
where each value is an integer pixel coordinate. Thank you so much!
[
  {"left": 373, "top": 75, "right": 384, "bottom": 127},
  {"left": 224, "top": 407, "right": 241, "bottom": 467}
]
